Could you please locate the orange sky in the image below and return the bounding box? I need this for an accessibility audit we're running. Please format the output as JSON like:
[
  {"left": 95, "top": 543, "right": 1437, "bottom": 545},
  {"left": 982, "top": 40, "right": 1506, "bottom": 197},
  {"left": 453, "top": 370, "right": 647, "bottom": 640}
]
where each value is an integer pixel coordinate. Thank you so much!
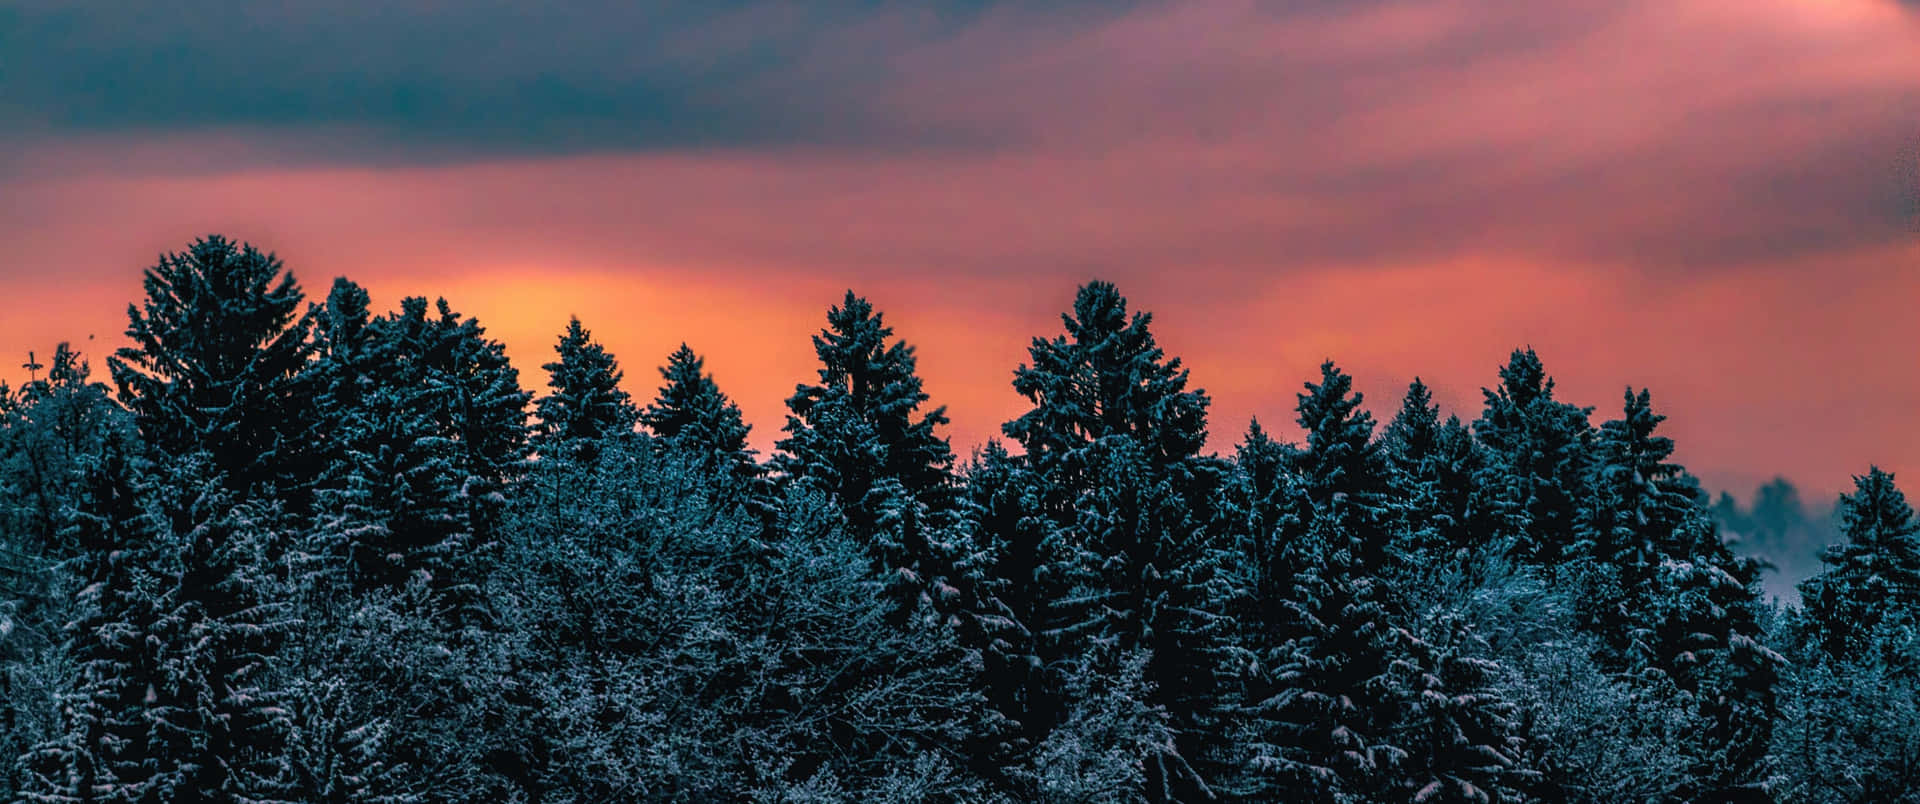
[{"left": 1, "top": 0, "right": 1916, "bottom": 501}]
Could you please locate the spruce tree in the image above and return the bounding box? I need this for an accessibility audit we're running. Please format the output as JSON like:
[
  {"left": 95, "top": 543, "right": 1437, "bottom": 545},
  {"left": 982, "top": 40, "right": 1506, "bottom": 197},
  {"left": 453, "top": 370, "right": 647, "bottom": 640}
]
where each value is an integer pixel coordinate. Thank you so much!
[
  {"left": 1576, "top": 388, "right": 1699, "bottom": 667},
  {"left": 109, "top": 236, "right": 316, "bottom": 503},
  {"left": 1582, "top": 390, "right": 1779, "bottom": 800},
  {"left": 1472, "top": 349, "right": 1594, "bottom": 566},
  {"left": 23, "top": 455, "right": 297, "bottom": 802},
  {"left": 775, "top": 292, "right": 956, "bottom": 524},
  {"left": 993, "top": 280, "right": 1228, "bottom": 800},
  {"left": 304, "top": 296, "right": 529, "bottom": 602},
  {"left": 1004, "top": 281, "right": 1208, "bottom": 476},
  {"left": 1230, "top": 362, "right": 1532, "bottom": 803},
  {"left": 641, "top": 344, "right": 767, "bottom": 505},
  {"left": 1799, "top": 467, "right": 1920, "bottom": 660},
  {"left": 533, "top": 317, "right": 638, "bottom": 456},
  {"left": 775, "top": 292, "right": 974, "bottom": 625},
  {"left": 1380, "top": 380, "right": 1492, "bottom": 564}
]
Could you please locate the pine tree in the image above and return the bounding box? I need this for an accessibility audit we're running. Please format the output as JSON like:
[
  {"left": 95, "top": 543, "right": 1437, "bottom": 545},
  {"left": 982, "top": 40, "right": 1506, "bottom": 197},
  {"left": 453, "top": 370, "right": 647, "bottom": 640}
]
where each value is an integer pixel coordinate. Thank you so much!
[
  {"left": 1229, "top": 362, "right": 1532, "bottom": 803},
  {"left": 302, "top": 295, "right": 529, "bottom": 607},
  {"left": 1472, "top": 349, "right": 1594, "bottom": 566},
  {"left": 1292, "top": 362, "right": 1392, "bottom": 565},
  {"left": 0, "top": 345, "right": 136, "bottom": 798},
  {"left": 302, "top": 279, "right": 380, "bottom": 487},
  {"left": 533, "top": 317, "right": 638, "bottom": 457},
  {"left": 993, "top": 280, "right": 1228, "bottom": 800},
  {"left": 23, "top": 456, "right": 298, "bottom": 802},
  {"left": 1004, "top": 282, "right": 1208, "bottom": 476},
  {"left": 776, "top": 292, "right": 956, "bottom": 524},
  {"left": 641, "top": 344, "right": 768, "bottom": 507},
  {"left": 1799, "top": 467, "right": 1920, "bottom": 660},
  {"left": 1644, "top": 519, "right": 1780, "bottom": 802},
  {"left": 775, "top": 292, "right": 974, "bottom": 624},
  {"left": 1576, "top": 388, "right": 1700, "bottom": 668},
  {"left": 1581, "top": 390, "right": 1779, "bottom": 800},
  {"left": 1380, "top": 380, "right": 1492, "bottom": 565},
  {"left": 109, "top": 236, "right": 316, "bottom": 503}
]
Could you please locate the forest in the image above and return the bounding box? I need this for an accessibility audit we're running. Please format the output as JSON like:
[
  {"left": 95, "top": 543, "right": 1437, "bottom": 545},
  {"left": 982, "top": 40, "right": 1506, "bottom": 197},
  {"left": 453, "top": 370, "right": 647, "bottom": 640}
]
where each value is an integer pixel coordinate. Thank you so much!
[{"left": 1, "top": 235, "right": 1915, "bottom": 803}]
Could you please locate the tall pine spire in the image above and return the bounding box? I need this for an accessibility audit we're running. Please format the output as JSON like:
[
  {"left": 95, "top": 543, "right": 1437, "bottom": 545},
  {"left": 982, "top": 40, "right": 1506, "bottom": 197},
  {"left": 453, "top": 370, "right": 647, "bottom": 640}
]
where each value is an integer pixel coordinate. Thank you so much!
[
  {"left": 110, "top": 235, "right": 316, "bottom": 500},
  {"left": 642, "top": 344, "right": 766, "bottom": 503},
  {"left": 1473, "top": 348, "right": 1594, "bottom": 565},
  {"left": 534, "top": 317, "right": 638, "bottom": 454},
  {"left": 775, "top": 291, "right": 956, "bottom": 530},
  {"left": 1799, "top": 467, "right": 1920, "bottom": 659}
]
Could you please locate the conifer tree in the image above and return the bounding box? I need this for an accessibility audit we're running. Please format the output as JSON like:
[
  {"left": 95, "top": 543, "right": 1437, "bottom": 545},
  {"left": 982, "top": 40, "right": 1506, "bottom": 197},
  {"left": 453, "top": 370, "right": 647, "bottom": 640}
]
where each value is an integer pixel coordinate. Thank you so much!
[
  {"left": 1581, "top": 390, "right": 1779, "bottom": 799},
  {"left": 992, "top": 280, "right": 1228, "bottom": 800},
  {"left": 0, "top": 345, "right": 137, "bottom": 797},
  {"left": 776, "top": 292, "right": 956, "bottom": 524},
  {"left": 302, "top": 279, "right": 380, "bottom": 480},
  {"left": 23, "top": 455, "right": 297, "bottom": 802},
  {"left": 1575, "top": 388, "right": 1700, "bottom": 666},
  {"left": 1473, "top": 349, "right": 1594, "bottom": 565},
  {"left": 1380, "top": 380, "right": 1492, "bottom": 564},
  {"left": 1004, "top": 282, "right": 1208, "bottom": 476},
  {"left": 1230, "top": 362, "right": 1532, "bottom": 803},
  {"left": 307, "top": 296, "right": 530, "bottom": 598},
  {"left": 109, "top": 236, "right": 316, "bottom": 502},
  {"left": 533, "top": 317, "right": 638, "bottom": 456},
  {"left": 641, "top": 344, "right": 767, "bottom": 504},
  {"left": 775, "top": 292, "right": 975, "bottom": 624},
  {"left": 1799, "top": 467, "right": 1920, "bottom": 660}
]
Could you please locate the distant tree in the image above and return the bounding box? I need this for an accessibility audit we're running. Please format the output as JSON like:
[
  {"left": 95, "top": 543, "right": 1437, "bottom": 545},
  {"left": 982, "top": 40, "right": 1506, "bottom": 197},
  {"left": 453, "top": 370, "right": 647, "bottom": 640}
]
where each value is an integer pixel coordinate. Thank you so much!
[
  {"left": 110, "top": 235, "right": 316, "bottom": 503},
  {"left": 533, "top": 317, "right": 638, "bottom": 457}
]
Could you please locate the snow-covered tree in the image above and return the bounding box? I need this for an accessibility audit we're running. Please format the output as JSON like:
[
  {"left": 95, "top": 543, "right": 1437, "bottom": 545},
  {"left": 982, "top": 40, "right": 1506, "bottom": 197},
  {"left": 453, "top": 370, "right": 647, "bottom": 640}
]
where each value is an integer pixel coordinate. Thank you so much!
[
  {"left": 992, "top": 281, "right": 1229, "bottom": 800},
  {"left": 1227, "top": 362, "right": 1534, "bottom": 803},
  {"left": 110, "top": 236, "right": 316, "bottom": 503},
  {"left": 1473, "top": 349, "right": 1594, "bottom": 566},
  {"left": 775, "top": 291, "right": 957, "bottom": 529},
  {"left": 1798, "top": 467, "right": 1920, "bottom": 661},
  {"left": 532, "top": 317, "right": 638, "bottom": 457},
  {"left": 775, "top": 292, "right": 977, "bottom": 625},
  {"left": 22, "top": 456, "right": 299, "bottom": 802},
  {"left": 497, "top": 433, "right": 998, "bottom": 801},
  {"left": 641, "top": 344, "right": 769, "bottom": 511},
  {"left": 1380, "top": 379, "right": 1493, "bottom": 565}
]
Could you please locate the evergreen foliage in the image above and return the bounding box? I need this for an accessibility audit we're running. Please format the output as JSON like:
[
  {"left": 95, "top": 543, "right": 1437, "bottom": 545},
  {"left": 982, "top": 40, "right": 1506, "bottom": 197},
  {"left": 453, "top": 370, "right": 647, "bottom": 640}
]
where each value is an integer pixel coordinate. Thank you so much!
[
  {"left": 1799, "top": 467, "right": 1920, "bottom": 660},
  {"left": 640, "top": 344, "right": 769, "bottom": 512},
  {"left": 109, "top": 236, "right": 316, "bottom": 503},
  {"left": 533, "top": 317, "right": 638, "bottom": 455},
  {"left": 0, "top": 236, "right": 1904, "bottom": 802}
]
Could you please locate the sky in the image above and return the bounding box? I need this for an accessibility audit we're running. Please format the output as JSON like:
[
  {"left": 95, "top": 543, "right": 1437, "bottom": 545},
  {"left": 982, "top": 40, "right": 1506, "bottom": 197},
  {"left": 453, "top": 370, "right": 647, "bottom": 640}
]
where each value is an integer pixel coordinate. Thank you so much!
[{"left": 1, "top": 0, "right": 1917, "bottom": 503}]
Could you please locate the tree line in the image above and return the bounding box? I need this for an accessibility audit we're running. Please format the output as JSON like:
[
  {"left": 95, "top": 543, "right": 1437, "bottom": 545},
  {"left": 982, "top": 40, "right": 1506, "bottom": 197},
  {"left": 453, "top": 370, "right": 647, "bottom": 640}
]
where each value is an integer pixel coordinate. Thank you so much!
[{"left": 1, "top": 235, "right": 1915, "bottom": 803}]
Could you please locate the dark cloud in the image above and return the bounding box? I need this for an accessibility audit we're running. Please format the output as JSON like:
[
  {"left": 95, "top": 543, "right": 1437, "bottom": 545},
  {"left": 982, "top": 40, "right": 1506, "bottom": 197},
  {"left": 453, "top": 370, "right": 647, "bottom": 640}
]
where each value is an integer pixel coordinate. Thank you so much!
[
  {"left": 0, "top": 0, "right": 1913, "bottom": 273},
  {"left": 0, "top": 0, "right": 1104, "bottom": 156}
]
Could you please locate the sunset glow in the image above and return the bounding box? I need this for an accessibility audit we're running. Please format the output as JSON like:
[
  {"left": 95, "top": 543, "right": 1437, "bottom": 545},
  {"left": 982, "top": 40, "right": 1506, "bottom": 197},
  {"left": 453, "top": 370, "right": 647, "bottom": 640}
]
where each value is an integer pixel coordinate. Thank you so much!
[{"left": 2, "top": 0, "right": 1916, "bottom": 499}]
